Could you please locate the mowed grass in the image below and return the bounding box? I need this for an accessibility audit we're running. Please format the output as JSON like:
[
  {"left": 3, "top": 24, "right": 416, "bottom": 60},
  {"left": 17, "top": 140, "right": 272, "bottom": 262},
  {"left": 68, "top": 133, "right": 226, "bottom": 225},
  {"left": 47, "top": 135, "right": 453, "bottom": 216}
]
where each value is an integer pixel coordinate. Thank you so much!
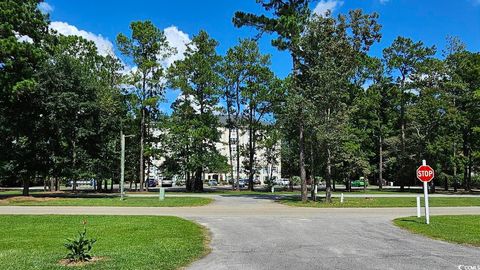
[
  {"left": 0, "top": 215, "right": 209, "bottom": 270},
  {"left": 394, "top": 215, "right": 480, "bottom": 247},
  {"left": 280, "top": 196, "right": 480, "bottom": 208},
  {"left": 0, "top": 196, "right": 212, "bottom": 207}
]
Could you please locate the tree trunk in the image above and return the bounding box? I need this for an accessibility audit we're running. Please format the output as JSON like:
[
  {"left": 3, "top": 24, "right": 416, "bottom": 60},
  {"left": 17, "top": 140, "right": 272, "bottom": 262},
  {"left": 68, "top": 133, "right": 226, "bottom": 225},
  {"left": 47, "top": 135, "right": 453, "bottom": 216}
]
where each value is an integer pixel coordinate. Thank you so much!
[
  {"left": 248, "top": 112, "right": 255, "bottom": 191},
  {"left": 467, "top": 152, "right": 472, "bottom": 191},
  {"left": 194, "top": 168, "right": 204, "bottom": 192},
  {"left": 444, "top": 173, "right": 449, "bottom": 191},
  {"left": 378, "top": 134, "right": 383, "bottom": 190},
  {"left": 462, "top": 131, "right": 469, "bottom": 191},
  {"left": 399, "top": 74, "right": 406, "bottom": 192},
  {"left": 50, "top": 177, "right": 55, "bottom": 191},
  {"left": 186, "top": 171, "right": 192, "bottom": 192},
  {"left": 22, "top": 178, "right": 30, "bottom": 196},
  {"left": 325, "top": 147, "right": 332, "bottom": 203},
  {"left": 72, "top": 137, "right": 77, "bottom": 192},
  {"left": 228, "top": 126, "right": 235, "bottom": 190},
  {"left": 299, "top": 119, "right": 307, "bottom": 202},
  {"left": 96, "top": 177, "right": 102, "bottom": 192},
  {"left": 310, "top": 143, "right": 316, "bottom": 201},
  {"left": 236, "top": 126, "right": 241, "bottom": 191},
  {"left": 139, "top": 107, "right": 145, "bottom": 192},
  {"left": 453, "top": 146, "right": 458, "bottom": 192}
]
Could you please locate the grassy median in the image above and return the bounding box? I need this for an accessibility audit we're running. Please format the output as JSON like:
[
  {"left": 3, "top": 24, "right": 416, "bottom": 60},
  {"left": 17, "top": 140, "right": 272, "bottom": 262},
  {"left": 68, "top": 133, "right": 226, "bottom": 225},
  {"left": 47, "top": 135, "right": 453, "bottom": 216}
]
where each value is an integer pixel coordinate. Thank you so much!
[
  {"left": 394, "top": 215, "right": 480, "bottom": 247},
  {"left": 0, "top": 215, "right": 210, "bottom": 270},
  {"left": 0, "top": 196, "right": 212, "bottom": 207},
  {"left": 279, "top": 196, "right": 480, "bottom": 208}
]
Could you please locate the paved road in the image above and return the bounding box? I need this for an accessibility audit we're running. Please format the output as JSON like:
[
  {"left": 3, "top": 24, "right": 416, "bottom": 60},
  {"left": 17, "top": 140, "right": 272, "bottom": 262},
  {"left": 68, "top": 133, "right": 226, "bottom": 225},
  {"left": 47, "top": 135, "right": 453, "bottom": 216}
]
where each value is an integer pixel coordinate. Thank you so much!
[{"left": 1, "top": 195, "right": 479, "bottom": 270}]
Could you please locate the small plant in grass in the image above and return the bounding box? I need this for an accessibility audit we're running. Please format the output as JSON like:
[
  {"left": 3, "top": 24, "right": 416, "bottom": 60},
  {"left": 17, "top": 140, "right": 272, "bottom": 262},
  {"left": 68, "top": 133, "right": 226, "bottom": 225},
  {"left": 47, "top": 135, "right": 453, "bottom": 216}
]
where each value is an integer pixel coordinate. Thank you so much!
[{"left": 64, "top": 220, "right": 97, "bottom": 262}]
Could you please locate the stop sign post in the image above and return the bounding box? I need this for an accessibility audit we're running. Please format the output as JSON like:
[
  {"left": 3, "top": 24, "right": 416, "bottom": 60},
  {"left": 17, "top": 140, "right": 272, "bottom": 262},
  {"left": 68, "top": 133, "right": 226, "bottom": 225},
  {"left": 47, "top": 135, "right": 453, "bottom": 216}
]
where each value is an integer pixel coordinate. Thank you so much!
[{"left": 417, "top": 160, "right": 434, "bottom": 224}]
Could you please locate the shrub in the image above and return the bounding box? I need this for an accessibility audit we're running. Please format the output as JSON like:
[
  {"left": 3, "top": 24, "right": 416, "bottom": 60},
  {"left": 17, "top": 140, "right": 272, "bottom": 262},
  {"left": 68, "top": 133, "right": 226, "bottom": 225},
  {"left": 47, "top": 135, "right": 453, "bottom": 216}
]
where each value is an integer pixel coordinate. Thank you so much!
[{"left": 64, "top": 220, "right": 97, "bottom": 262}]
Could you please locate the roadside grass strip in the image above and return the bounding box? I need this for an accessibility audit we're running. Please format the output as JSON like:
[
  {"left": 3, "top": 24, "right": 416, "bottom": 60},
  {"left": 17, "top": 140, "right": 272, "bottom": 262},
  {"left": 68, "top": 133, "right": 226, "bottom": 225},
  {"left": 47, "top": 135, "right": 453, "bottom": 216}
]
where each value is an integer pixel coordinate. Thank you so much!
[
  {"left": 394, "top": 215, "right": 480, "bottom": 247},
  {"left": 279, "top": 196, "right": 480, "bottom": 208},
  {"left": 0, "top": 196, "right": 212, "bottom": 207},
  {"left": 0, "top": 215, "right": 210, "bottom": 270}
]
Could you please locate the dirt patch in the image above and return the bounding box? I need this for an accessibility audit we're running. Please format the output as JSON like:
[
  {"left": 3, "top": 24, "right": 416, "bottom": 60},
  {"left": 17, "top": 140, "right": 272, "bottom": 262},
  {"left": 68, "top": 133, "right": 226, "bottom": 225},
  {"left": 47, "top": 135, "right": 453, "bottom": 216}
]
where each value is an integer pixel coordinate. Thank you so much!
[
  {"left": 58, "top": 257, "right": 106, "bottom": 267},
  {"left": 0, "top": 196, "right": 59, "bottom": 204}
]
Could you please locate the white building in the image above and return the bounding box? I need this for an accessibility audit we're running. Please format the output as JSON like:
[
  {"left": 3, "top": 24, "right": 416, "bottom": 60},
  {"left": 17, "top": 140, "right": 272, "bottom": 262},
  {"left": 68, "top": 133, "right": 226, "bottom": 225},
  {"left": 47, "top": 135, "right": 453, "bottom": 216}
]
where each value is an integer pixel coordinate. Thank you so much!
[
  {"left": 204, "top": 122, "right": 282, "bottom": 185},
  {"left": 148, "top": 117, "right": 282, "bottom": 185}
]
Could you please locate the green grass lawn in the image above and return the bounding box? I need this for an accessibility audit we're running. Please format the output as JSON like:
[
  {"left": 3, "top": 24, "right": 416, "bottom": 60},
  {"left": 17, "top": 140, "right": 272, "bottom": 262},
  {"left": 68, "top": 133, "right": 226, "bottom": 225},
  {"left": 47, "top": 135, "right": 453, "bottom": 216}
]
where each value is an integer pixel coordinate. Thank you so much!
[
  {"left": 394, "top": 215, "right": 480, "bottom": 247},
  {"left": 0, "top": 215, "right": 209, "bottom": 270},
  {"left": 0, "top": 196, "right": 212, "bottom": 207},
  {"left": 279, "top": 197, "right": 480, "bottom": 208}
]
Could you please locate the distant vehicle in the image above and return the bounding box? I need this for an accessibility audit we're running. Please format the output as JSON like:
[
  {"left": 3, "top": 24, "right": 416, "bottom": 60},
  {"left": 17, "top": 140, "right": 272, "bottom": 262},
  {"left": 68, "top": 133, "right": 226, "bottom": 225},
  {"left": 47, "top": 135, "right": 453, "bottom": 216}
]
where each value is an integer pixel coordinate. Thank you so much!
[
  {"left": 66, "top": 179, "right": 96, "bottom": 187},
  {"left": 238, "top": 179, "right": 248, "bottom": 188},
  {"left": 161, "top": 179, "right": 173, "bottom": 187},
  {"left": 274, "top": 178, "right": 289, "bottom": 186},
  {"left": 147, "top": 179, "right": 158, "bottom": 187},
  {"left": 208, "top": 180, "right": 218, "bottom": 186},
  {"left": 253, "top": 179, "right": 261, "bottom": 185},
  {"left": 351, "top": 178, "right": 368, "bottom": 187}
]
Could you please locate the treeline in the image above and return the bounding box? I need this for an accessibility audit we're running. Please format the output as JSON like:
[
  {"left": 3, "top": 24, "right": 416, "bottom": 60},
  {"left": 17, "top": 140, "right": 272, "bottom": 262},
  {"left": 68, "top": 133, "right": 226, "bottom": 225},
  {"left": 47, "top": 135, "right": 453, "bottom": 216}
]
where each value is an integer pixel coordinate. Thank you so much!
[
  {"left": 0, "top": 0, "right": 279, "bottom": 194},
  {"left": 235, "top": 1, "right": 480, "bottom": 202},
  {"left": 1, "top": 1, "right": 479, "bottom": 200}
]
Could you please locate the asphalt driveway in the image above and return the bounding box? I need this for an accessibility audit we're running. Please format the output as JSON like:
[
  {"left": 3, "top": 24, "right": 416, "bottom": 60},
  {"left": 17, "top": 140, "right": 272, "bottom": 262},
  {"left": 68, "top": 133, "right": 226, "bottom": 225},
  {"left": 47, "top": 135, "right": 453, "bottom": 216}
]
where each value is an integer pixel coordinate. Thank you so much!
[{"left": 1, "top": 195, "right": 479, "bottom": 270}]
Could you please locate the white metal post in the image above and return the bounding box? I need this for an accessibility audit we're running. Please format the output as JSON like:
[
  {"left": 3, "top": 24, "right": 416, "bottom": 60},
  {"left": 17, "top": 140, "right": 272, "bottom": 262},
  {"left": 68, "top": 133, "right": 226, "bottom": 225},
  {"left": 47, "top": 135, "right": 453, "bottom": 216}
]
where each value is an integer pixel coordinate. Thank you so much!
[
  {"left": 159, "top": 187, "right": 165, "bottom": 201},
  {"left": 120, "top": 133, "right": 125, "bottom": 201},
  {"left": 416, "top": 196, "right": 421, "bottom": 218},
  {"left": 422, "top": 160, "right": 430, "bottom": 224},
  {"left": 340, "top": 193, "right": 344, "bottom": 203}
]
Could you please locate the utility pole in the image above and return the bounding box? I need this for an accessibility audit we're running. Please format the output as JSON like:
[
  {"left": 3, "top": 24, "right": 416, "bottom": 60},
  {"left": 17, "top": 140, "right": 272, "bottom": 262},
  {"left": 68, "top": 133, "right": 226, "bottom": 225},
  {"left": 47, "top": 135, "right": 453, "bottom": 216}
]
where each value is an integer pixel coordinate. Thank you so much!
[
  {"left": 120, "top": 131, "right": 125, "bottom": 200},
  {"left": 120, "top": 132, "right": 134, "bottom": 201}
]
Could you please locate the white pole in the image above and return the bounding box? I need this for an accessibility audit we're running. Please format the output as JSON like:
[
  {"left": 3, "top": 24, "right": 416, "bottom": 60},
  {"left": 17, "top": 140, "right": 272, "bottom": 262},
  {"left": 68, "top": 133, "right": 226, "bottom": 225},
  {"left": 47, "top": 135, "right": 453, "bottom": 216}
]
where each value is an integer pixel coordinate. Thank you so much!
[
  {"left": 341, "top": 193, "right": 344, "bottom": 203},
  {"left": 422, "top": 160, "right": 430, "bottom": 224},
  {"left": 416, "top": 196, "right": 421, "bottom": 218},
  {"left": 120, "top": 133, "right": 125, "bottom": 201},
  {"left": 314, "top": 184, "right": 317, "bottom": 195}
]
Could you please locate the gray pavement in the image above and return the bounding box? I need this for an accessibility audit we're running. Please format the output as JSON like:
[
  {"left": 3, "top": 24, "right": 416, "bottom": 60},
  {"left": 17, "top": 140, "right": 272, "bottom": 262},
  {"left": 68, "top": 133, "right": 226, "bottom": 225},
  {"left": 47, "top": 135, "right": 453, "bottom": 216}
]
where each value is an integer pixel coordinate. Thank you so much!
[{"left": 1, "top": 195, "right": 479, "bottom": 270}]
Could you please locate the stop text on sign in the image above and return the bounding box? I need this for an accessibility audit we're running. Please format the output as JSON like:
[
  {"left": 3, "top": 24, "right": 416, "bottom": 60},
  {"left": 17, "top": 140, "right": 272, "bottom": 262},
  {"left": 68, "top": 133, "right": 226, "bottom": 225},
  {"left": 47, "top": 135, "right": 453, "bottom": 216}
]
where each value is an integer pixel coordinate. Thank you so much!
[{"left": 417, "top": 165, "right": 434, "bottom": 183}]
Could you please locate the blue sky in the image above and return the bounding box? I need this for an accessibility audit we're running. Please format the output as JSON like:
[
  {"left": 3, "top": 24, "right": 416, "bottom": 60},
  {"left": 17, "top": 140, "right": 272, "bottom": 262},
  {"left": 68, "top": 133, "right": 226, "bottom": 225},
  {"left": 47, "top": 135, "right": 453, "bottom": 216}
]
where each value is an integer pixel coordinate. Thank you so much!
[{"left": 41, "top": 0, "right": 480, "bottom": 110}]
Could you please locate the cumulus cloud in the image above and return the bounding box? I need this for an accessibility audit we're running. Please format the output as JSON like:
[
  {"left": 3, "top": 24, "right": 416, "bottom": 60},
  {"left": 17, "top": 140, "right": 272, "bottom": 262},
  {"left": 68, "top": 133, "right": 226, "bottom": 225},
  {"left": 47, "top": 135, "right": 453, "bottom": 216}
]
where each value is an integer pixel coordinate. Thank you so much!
[
  {"left": 38, "top": 2, "right": 54, "bottom": 14},
  {"left": 313, "top": 0, "right": 344, "bottom": 17},
  {"left": 14, "top": 31, "right": 33, "bottom": 44},
  {"left": 49, "top": 21, "right": 115, "bottom": 56},
  {"left": 162, "top": 26, "right": 191, "bottom": 67}
]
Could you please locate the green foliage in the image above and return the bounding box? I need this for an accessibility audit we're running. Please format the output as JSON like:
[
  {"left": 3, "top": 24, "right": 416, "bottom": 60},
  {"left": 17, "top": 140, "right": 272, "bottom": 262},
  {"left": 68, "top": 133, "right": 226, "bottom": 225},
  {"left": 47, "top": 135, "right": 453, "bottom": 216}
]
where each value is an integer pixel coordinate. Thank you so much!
[
  {"left": 116, "top": 20, "right": 174, "bottom": 191},
  {"left": 166, "top": 30, "right": 225, "bottom": 192},
  {"left": 64, "top": 222, "right": 97, "bottom": 262}
]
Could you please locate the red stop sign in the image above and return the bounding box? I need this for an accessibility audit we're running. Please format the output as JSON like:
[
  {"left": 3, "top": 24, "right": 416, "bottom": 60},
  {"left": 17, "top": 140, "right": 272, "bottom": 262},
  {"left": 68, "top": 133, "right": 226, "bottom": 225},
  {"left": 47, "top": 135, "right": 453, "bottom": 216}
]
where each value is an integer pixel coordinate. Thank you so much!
[{"left": 417, "top": 165, "right": 434, "bottom": 182}]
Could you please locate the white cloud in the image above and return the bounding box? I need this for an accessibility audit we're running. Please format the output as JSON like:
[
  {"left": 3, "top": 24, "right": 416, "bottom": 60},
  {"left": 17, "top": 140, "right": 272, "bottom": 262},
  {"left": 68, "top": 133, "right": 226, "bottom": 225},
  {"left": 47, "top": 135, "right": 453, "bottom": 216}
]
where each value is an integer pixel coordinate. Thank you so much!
[
  {"left": 38, "top": 2, "right": 54, "bottom": 14},
  {"left": 313, "top": 0, "right": 344, "bottom": 17},
  {"left": 379, "top": 0, "right": 390, "bottom": 4},
  {"left": 49, "top": 21, "right": 115, "bottom": 57},
  {"left": 162, "top": 26, "right": 191, "bottom": 67},
  {"left": 14, "top": 31, "right": 33, "bottom": 44},
  {"left": 123, "top": 26, "right": 192, "bottom": 77}
]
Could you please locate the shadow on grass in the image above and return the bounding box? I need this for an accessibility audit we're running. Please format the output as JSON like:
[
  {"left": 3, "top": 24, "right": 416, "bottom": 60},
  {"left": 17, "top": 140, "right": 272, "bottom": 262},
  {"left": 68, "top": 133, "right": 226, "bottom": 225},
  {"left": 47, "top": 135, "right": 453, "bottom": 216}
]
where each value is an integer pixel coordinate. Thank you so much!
[{"left": 396, "top": 218, "right": 424, "bottom": 224}]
